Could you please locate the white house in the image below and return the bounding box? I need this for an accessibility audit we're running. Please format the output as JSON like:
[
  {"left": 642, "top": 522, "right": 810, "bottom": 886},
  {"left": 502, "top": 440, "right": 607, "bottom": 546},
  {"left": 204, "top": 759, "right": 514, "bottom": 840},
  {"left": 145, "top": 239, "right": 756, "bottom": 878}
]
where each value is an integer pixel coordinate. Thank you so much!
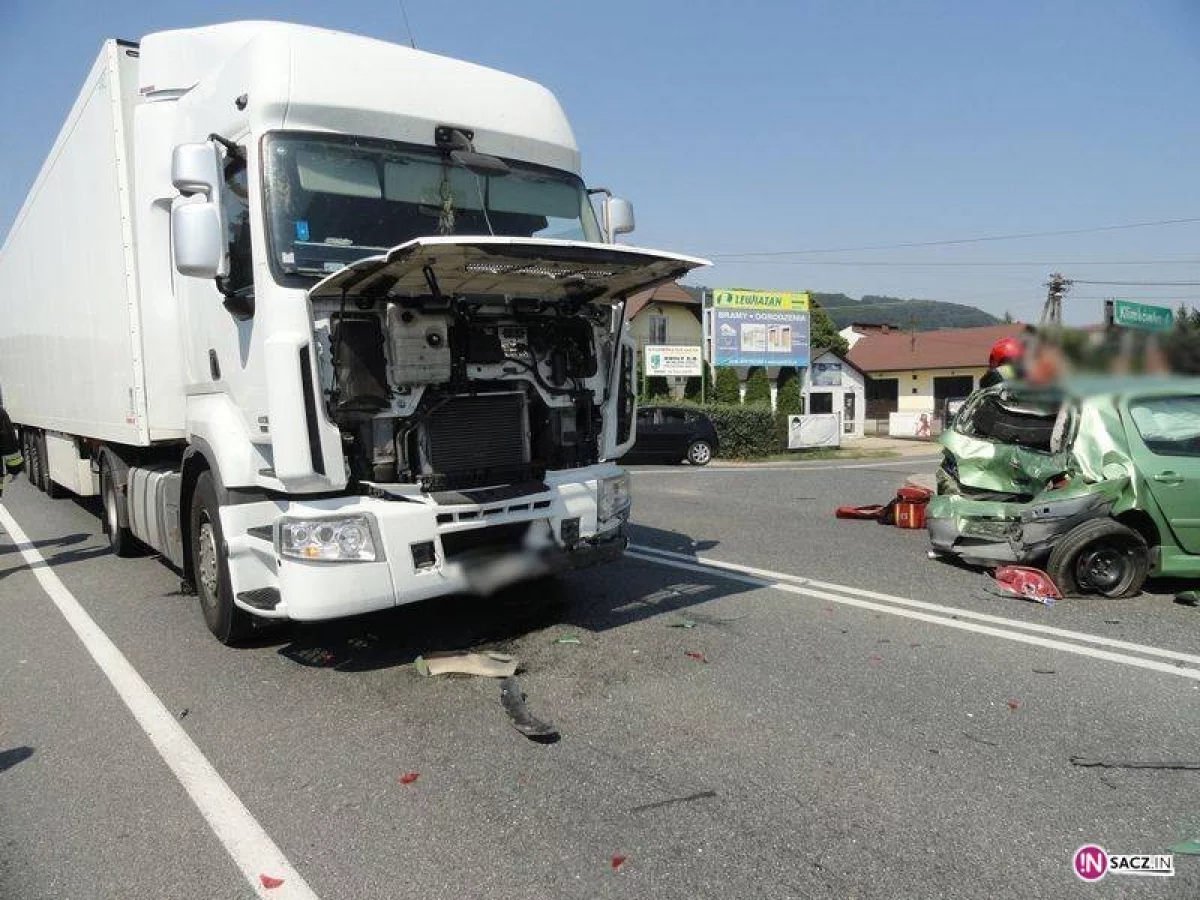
[{"left": 800, "top": 349, "right": 867, "bottom": 438}]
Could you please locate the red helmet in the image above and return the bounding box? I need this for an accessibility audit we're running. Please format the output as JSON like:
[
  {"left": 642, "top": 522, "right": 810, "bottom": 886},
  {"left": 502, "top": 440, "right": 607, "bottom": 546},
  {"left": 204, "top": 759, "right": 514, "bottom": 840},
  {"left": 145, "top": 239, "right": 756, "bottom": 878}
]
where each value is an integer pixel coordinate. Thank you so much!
[{"left": 989, "top": 336, "right": 1025, "bottom": 370}]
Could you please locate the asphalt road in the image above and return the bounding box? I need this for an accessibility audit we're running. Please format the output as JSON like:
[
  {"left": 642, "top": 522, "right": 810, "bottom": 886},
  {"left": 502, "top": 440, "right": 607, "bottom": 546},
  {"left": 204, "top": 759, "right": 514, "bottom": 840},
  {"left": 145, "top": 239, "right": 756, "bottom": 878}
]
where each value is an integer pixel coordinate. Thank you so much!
[{"left": 2, "top": 455, "right": 1198, "bottom": 899}]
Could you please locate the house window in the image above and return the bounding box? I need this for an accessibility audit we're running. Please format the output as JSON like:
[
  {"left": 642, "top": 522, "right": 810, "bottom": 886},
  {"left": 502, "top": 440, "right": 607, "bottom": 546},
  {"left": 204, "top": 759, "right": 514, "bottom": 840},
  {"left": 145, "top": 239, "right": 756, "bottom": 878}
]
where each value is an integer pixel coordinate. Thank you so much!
[{"left": 647, "top": 315, "right": 668, "bottom": 344}]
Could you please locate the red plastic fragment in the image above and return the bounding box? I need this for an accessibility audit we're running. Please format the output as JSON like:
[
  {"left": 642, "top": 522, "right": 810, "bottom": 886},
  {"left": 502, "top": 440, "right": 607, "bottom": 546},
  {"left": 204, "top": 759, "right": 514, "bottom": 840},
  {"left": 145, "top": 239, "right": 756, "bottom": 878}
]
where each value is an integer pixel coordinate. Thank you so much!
[
  {"left": 259, "top": 874, "right": 284, "bottom": 889},
  {"left": 869, "top": 654, "right": 883, "bottom": 664},
  {"left": 685, "top": 651, "right": 707, "bottom": 663},
  {"left": 993, "top": 566, "right": 1062, "bottom": 603},
  {"left": 611, "top": 855, "right": 628, "bottom": 871},
  {"left": 1006, "top": 699, "right": 1020, "bottom": 711},
  {"left": 399, "top": 772, "right": 420, "bottom": 785}
]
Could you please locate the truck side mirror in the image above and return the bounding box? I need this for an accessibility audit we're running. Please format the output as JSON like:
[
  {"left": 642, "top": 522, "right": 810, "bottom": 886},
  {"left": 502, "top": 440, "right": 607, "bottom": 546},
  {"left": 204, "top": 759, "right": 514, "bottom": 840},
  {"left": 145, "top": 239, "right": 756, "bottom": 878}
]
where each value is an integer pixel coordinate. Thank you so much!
[
  {"left": 605, "top": 197, "right": 635, "bottom": 242},
  {"left": 172, "top": 202, "right": 226, "bottom": 278},
  {"left": 172, "top": 142, "right": 222, "bottom": 197}
]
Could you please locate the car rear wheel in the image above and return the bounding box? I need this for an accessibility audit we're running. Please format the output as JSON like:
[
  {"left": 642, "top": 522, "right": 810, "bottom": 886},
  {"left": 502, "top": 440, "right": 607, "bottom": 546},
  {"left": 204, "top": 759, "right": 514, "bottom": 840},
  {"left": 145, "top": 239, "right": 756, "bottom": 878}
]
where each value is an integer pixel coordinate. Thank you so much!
[
  {"left": 1046, "top": 519, "right": 1148, "bottom": 599},
  {"left": 686, "top": 440, "right": 713, "bottom": 466}
]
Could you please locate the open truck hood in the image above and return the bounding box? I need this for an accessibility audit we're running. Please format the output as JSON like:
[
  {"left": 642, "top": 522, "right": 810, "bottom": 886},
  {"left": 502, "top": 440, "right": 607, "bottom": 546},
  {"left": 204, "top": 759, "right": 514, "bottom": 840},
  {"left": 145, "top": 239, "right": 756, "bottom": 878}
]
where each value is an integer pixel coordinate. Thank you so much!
[{"left": 308, "top": 237, "right": 710, "bottom": 303}]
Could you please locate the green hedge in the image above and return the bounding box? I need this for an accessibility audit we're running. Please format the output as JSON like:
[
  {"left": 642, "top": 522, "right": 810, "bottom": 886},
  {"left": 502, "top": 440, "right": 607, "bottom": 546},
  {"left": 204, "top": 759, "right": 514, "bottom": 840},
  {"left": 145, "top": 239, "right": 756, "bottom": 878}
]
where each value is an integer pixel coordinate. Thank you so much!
[{"left": 642, "top": 399, "right": 777, "bottom": 458}]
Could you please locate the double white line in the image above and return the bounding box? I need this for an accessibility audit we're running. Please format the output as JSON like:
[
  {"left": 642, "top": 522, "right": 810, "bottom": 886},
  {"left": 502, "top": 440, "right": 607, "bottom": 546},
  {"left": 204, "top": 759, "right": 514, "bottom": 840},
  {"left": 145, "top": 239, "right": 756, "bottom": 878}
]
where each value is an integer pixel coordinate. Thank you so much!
[{"left": 627, "top": 544, "right": 1200, "bottom": 681}]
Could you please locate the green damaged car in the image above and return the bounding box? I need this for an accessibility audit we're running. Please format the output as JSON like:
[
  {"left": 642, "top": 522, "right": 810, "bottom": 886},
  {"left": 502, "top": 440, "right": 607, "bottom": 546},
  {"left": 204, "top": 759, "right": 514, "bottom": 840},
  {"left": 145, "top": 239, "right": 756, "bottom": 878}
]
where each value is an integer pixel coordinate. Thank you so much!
[{"left": 927, "top": 377, "right": 1200, "bottom": 597}]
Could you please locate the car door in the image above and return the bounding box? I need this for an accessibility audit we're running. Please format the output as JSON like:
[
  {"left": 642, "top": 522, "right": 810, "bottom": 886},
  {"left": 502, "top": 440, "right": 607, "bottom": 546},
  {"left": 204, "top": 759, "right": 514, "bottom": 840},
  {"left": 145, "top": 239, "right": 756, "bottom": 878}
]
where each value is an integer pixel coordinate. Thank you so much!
[
  {"left": 656, "top": 408, "right": 695, "bottom": 459},
  {"left": 1122, "top": 393, "right": 1200, "bottom": 554},
  {"left": 633, "top": 408, "right": 664, "bottom": 456}
]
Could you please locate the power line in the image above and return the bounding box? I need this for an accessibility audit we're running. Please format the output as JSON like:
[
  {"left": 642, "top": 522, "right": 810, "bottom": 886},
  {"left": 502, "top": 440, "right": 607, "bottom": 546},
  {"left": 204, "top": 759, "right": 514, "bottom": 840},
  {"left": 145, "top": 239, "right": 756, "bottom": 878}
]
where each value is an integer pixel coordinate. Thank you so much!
[
  {"left": 398, "top": 0, "right": 417, "bottom": 48},
  {"left": 1072, "top": 279, "right": 1200, "bottom": 287},
  {"left": 710, "top": 216, "right": 1200, "bottom": 258}
]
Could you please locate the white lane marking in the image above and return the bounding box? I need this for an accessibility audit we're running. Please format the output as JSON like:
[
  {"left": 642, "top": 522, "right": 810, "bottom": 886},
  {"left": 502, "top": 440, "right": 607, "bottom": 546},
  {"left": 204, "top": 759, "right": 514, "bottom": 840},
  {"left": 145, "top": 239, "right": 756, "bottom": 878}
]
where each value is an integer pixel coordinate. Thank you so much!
[
  {"left": 0, "top": 506, "right": 319, "bottom": 900},
  {"left": 628, "top": 458, "right": 940, "bottom": 475},
  {"left": 625, "top": 549, "right": 1200, "bottom": 681},
  {"left": 631, "top": 544, "right": 1200, "bottom": 667}
]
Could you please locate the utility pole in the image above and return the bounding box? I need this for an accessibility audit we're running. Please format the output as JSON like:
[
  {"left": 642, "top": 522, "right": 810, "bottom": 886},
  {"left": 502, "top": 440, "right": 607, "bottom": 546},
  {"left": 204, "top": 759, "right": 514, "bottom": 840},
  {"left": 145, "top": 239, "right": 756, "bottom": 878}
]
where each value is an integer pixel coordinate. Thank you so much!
[{"left": 1040, "top": 272, "right": 1072, "bottom": 329}]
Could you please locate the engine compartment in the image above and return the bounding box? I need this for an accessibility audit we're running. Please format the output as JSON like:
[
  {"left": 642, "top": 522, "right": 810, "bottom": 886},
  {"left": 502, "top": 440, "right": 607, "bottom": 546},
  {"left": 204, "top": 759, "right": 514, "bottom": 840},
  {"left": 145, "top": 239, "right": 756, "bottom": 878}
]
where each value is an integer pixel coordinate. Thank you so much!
[{"left": 315, "top": 295, "right": 614, "bottom": 491}]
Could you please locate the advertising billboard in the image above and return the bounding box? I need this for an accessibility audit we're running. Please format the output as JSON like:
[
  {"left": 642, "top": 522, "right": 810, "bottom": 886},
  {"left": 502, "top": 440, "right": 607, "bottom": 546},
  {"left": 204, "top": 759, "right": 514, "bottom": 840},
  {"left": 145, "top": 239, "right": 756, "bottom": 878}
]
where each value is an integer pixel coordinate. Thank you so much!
[
  {"left": 811, "top": 361, "right": 842, "bottom": 386},
  {"left": 712, "top": 289, "right": 811, "bottom": 367},
  {"left": 644, "top": 345, "right": 703, "bottom": 377}
]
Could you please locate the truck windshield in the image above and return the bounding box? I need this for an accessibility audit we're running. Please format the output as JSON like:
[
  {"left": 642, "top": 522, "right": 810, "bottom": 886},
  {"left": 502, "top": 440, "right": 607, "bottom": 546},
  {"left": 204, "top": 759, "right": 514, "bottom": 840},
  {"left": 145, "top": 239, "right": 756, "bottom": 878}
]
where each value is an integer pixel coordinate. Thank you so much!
[{"left": 262, "top": 133, "right": 602, "bottom": 279}]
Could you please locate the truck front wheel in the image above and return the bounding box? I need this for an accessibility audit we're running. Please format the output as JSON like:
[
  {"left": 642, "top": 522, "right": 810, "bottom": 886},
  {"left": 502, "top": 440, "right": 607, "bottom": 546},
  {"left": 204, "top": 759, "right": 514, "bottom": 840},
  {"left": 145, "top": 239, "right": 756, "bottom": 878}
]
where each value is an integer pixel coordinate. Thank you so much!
[{"left": 189, "top": 471, "right": 252, "bottom": 644}]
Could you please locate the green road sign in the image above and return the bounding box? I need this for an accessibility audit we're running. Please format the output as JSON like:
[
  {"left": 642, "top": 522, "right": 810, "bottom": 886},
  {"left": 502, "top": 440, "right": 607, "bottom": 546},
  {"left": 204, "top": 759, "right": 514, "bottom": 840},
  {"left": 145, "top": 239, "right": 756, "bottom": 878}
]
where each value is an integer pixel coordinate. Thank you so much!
[{"left": 1109, "top": 299, "right": 1174, "bottom": 333}]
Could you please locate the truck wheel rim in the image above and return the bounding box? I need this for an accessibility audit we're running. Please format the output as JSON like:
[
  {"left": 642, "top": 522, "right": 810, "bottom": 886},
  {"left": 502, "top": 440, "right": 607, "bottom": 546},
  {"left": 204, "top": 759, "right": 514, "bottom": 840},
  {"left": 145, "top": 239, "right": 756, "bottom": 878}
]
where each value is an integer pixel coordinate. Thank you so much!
[
  {"left": 690, "top": 443, "right": 711, "bottom": 464},
  {"left": 104, "top": 477, "right": 119, "bottom": 538},
  {"left": 198, "top": 517, "right": 219, "bottom": 605}
]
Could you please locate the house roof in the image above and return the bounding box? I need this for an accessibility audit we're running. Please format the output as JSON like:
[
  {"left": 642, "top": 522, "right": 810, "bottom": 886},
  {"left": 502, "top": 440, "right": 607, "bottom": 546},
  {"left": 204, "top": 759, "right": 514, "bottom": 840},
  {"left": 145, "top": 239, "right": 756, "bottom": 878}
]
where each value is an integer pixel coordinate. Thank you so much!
[
  {"left": 625, "top": 282, "right": 699, "bottom": 320},
  {"left": 811, "top": 346, "right": 868, "bottom": 379},
  {"left": 846, "top": 323, "right": 1029, "bottom": 373}
]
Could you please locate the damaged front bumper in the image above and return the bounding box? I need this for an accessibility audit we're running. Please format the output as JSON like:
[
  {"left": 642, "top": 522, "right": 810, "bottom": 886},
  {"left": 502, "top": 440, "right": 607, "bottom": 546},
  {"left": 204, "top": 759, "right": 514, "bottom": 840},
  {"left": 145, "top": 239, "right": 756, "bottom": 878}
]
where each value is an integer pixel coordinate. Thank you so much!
[{"left": 927, "top": 489, "right": 1115, "bottom": 567}]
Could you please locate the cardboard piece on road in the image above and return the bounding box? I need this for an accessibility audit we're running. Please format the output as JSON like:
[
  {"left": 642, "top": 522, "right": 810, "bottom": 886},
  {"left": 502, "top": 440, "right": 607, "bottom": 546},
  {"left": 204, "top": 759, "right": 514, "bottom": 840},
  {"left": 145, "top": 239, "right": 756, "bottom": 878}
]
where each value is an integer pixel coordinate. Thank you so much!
[{"left": 414, "top": 651, "right": 518, "bottom": 678}]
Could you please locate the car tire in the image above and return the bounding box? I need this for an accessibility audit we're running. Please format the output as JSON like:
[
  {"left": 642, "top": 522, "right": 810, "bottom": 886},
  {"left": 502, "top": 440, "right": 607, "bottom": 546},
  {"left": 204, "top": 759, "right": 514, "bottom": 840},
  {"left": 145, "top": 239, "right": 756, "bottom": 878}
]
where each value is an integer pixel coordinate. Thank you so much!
[
  {"left": 1046, "top": 519, "right": 1149, "bottom": 599},
  {"left": 190, "top": 471, "right": 252, "bottom": 644},
  {"left": 686, "top": 440, "right": 713, "bottom": 466},
  {"left": 101, "top": 456, "right": 141, "bottom": 557}
]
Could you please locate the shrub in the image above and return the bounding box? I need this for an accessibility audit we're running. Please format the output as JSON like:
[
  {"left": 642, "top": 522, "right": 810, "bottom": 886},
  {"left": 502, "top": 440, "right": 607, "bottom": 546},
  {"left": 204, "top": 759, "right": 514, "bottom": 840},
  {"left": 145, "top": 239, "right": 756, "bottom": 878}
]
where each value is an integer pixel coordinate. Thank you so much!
[
  {"left": 743, "top": 367, "right": 771, "bottom": 407},
  {"left": 713, "top": 366, "right": 740, "bottom": 404},
  {"left": 683, "top": 365, "right": 710, "bottom": 401},
  {"left": 776, "top": 368, "right": 803, "bottom": 416},
  {"left": 699, "top": 403, "right": 777, "bottom": 458},
  {"left": 643, "top": 375, "right": 670, "bottom": 401}
]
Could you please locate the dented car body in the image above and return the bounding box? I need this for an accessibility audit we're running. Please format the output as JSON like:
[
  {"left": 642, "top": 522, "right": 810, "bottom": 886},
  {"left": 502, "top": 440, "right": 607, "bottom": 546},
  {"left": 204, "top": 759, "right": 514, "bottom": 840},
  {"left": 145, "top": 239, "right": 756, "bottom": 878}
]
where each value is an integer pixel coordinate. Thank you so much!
[{"left": 928, "top": 378, "right": 1200, "bottom": 596}]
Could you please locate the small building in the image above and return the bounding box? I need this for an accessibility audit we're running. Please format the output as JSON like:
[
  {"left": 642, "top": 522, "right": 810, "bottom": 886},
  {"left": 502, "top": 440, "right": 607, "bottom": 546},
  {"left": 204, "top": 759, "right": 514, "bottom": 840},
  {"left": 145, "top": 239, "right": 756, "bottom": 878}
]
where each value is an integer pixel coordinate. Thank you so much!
[
  {"left": 800, "top": 348, "right": 867, "bottom": 438},
  {"left": 625, "top": 282, "right": 703, "bottom": 395},
  {"left": 846, "top": 323, "right": 1029, "bottom": 426}
]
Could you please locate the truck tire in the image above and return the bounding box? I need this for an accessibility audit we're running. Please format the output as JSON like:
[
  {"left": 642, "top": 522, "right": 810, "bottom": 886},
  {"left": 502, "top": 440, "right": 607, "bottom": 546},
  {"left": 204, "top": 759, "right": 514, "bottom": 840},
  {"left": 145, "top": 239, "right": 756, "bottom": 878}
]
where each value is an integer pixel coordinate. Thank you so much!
[
  {"left": 23, "top": 431, "right": 38, "bottom": 487},
  {"left": 100, "top": 456, "right": 140, "bottom": 557},
  {"left": 189, "top": 471, "right": 252, "bottom": 644},
  {"left": 36, "top": 432, "right": 66, "bottom": 499},
  {"left": 1046, "top": 519, "right": 1149, "bottom": 599}
]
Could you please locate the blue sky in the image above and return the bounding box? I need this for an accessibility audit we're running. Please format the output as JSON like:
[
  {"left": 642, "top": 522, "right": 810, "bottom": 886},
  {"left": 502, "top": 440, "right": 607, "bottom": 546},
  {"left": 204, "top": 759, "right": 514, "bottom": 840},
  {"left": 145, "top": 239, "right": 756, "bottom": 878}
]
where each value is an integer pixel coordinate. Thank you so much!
[{"left": 3, "top": 1, "right": 1198, "bottom": 325}]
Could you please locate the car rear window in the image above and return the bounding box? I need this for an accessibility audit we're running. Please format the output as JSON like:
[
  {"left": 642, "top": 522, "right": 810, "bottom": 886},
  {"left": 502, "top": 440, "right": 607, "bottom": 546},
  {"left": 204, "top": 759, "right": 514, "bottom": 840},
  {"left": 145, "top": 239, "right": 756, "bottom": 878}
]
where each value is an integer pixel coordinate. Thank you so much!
[{"left": 1129, "top": 395, "right": 1200, "bottom": 457}]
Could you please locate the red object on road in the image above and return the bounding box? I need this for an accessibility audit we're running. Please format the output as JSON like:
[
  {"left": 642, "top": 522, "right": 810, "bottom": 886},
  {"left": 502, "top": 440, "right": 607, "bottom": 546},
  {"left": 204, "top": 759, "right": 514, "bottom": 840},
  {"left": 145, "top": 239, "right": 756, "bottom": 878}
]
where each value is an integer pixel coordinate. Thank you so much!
[
  {"left": 612, "top": 855, "right": 628, "bottom": 871},
  {"left": 685, "top": 650, "right": 708, "bottom": 663},
  {"left": 993, "top": 566, "right": 1062, "bottom": 604},
  {"left": 399, "top": 772, "right": 420, "bottom": 785},
  {"left": 894, "top": 502, "right": 927, "bottom": 529},
  {"left": 259, "top": 874, "right": 284, "bottom": 889}
]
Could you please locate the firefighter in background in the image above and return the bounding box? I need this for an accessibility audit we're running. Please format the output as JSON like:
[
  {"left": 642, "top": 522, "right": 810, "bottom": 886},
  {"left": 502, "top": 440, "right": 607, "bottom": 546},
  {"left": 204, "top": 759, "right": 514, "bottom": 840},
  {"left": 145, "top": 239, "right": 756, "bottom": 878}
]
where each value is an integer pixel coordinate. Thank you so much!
[
  {"left": 0, "top": 405, "right": 24, "bottom": 494},
  {"left": 980, "top": 336, "right": 1026, "bottom": 389}
]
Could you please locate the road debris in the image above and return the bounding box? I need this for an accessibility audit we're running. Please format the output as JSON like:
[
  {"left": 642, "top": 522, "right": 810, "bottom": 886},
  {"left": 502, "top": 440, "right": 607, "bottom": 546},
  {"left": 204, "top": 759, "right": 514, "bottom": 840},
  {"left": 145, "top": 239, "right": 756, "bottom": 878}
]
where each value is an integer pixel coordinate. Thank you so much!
[
  {"left": 1032, "top": 667, "right": 1056, "bottom": 675},
  {"left": 1070, "top": 756, "right": 1200, "bottom": 770},
  {"left": 986, "top": 566, "right": 1061, "bottom": 606},
  {"left": 178, "top": 708, "right": 189, "bottom": 719},
  {"left": 1006, "top": 699, "right": 1021, "bottom": 711},
  {"left": 399, "top": 772, "right": 419, "bottom": 785},
  {"left": 629, "top": 790, "right": 718, "bottom": 813},
  {"left": 552, "top": 634, "right": 582, "bottom": 645},
  {"left": 685, "top": 650, "right": 708, "bottom": 663},
  {"left": 259, "top": 874, "right": 284, "bottom": 889},
  {"left": 1176, "top": 590, "right": 1200, "bottom": 606},
  {"left": 669, "top": 618, "right": 698, "bottom": 629},
  {"left": 963, "top": 732, "right": 999, "bottom": 748},
  {"left": 414, "top": 651, "right": 518, "bottom": 678},
  {"left": 611, "top": 855, "right": 628, "bottom": 872},
  {"left": 1169, "top": 838, "right": 1200, "bottom": 856},
  {"left": 499, "top": 676, "right": 559, "bottom": 743}
]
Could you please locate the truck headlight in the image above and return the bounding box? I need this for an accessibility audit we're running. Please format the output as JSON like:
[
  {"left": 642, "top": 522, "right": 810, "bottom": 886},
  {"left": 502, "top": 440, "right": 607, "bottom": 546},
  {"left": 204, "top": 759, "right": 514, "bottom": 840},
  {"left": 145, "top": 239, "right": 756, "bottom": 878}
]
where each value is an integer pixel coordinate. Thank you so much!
[
  {"left": 598, "top": 474, "right": 632, "bottom": 522},
  {"left": 278, "top": 515, "right": 379, "bottom": 562}
]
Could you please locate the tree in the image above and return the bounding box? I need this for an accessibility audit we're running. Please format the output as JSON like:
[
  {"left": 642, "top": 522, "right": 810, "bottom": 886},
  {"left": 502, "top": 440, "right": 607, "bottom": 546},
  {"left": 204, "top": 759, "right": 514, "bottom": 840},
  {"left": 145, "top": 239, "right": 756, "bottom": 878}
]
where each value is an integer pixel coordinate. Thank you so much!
[
  {"left": 714, "top": 366, "right": 741, "bottom": 404},
  {"left": 743, "top": 367, "right": 771, "bottom": 407},
  {"left": 810, "top": 301, "right": 850, "bottom": 356},
  {"left": 775, "top": 367, "right": 803, "bottom": 416}
]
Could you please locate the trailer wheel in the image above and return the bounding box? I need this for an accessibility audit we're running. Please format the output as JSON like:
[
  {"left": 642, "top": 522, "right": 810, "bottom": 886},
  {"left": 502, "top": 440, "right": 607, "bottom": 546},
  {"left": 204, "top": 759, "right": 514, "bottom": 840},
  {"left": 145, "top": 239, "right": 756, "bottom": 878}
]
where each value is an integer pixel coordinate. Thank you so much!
[
  {"left": 100, "top": 456, "right": 140, "bottom": 557},
  {"left": 189, "top": 471, "right": 251, "bottom": 644},
  {"left": 23, "top": 431, "right": 38, "bottom": 487},
  {"left": 36, "top": 432, "right": 66, "bottom": 499},
  {"left": 1046, "top": 518, "right": 1149, "bottom": 599}
]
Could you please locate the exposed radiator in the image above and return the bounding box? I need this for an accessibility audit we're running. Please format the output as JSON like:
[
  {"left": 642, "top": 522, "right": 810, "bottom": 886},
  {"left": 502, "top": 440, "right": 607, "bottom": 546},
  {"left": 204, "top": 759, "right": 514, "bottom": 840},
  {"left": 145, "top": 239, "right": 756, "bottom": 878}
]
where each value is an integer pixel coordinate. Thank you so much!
[{"left": 419, "top": 392, "right": 530, "bottom": 488}]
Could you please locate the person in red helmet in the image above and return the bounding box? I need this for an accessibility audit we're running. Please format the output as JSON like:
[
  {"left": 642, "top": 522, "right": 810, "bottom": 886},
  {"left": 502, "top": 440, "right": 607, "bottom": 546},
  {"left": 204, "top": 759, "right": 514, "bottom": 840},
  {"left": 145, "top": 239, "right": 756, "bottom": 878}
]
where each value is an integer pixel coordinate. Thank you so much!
[{"left": 980, "top": 336, "right": 1025, "bottom": 389}]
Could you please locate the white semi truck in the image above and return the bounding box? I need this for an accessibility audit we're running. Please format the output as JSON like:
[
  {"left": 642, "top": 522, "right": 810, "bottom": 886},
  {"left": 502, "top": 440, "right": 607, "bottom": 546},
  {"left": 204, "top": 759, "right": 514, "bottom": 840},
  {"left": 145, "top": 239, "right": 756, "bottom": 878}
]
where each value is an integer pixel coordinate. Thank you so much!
[{"left": 0, "top": 22, "right": 706, "bottom": 642}]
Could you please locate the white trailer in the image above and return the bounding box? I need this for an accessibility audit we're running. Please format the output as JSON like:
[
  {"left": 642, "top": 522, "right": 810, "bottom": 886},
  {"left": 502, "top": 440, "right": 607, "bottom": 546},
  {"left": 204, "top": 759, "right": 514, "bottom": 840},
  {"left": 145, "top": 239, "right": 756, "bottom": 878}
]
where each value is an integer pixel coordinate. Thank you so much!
[{"left": 0, "top": 22, "right": 706, "bottom": 642}]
